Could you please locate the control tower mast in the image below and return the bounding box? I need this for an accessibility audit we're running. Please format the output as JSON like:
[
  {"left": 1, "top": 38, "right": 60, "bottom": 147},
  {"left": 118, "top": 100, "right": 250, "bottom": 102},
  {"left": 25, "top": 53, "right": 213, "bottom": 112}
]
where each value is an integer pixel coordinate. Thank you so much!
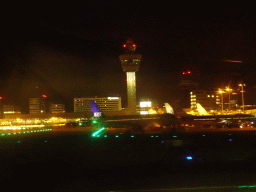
[{"left": 119, "top": 39, "right": 142, "bottom": 114}]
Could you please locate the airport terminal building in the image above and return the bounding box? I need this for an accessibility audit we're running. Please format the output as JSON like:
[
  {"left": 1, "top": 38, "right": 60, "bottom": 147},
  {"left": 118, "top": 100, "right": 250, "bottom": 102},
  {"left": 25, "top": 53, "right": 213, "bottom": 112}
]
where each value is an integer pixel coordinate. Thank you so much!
[{"left": 74, "top": 97, "right": 122, "bottom": 112}]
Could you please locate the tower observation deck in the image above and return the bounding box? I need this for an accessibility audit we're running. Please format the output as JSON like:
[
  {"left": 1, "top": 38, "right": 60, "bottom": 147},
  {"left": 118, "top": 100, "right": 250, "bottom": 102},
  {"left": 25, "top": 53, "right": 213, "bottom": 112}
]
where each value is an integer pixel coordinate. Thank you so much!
[{"left": 119, "top": 39, "right": 142, "bottom": 114}]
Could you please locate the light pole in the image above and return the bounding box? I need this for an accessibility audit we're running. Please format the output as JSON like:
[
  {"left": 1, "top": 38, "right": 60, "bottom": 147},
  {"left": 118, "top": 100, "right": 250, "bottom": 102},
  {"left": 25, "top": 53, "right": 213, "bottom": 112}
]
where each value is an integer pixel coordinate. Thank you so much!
[
  {"left": 239, "top": 84, "right": 246, "bottom": 113},
  {"left": 219, "top": 89, "right": 224, "bottom": 114},
  {"left": 226, "top": 87, "right": 232, "bottom": 112}
]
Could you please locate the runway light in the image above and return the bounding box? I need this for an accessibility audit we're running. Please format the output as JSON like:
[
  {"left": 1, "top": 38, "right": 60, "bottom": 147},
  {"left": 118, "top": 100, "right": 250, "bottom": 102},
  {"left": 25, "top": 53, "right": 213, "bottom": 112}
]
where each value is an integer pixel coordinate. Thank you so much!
[
  {"left": 173, "top": 135, "right": 177, "bottom": 138},
  {"left": 92, "top": 127, "right": 105, "bottom": 137}
]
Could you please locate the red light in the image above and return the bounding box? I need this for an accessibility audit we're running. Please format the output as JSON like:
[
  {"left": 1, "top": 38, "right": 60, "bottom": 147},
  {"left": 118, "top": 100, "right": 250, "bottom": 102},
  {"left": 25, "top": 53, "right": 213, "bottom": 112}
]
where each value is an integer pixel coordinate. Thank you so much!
[
  {"left": 122, "top": 44, "right": 127, "bottom": 48},
  {"left": 187, "top": 71, "right": 191, "bottom": 74},
  {"left": 132, "top": 44, "right": 136, "bottom": 47},
  {"left": 42, "top": 95, "right": 47, "bottom": 98},
  {"left": 182, "top": 72, "right": 186, "bottom": 75},
  {"left": 0, "top": 97, "right": 2, "bottom": 99}
]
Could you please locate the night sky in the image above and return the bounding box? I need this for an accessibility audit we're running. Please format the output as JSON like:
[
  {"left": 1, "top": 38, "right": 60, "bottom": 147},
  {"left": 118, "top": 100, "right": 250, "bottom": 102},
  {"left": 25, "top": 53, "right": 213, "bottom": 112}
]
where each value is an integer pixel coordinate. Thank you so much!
[{"left": 1, "top": 5, "right": 256, "bottom": 113}]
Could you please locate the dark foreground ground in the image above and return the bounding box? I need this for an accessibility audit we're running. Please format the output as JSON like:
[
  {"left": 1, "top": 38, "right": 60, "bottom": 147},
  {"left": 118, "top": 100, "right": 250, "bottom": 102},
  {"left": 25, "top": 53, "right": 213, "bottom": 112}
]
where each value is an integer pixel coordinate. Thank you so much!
[{"left": 1, "top": 127, "right": 256, "bottom": 191}]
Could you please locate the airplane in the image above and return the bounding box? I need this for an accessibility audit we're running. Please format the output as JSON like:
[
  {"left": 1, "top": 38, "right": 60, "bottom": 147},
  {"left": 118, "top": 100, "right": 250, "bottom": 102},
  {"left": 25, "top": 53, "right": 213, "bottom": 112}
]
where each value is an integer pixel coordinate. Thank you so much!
[
  {"left": 164, "top": 103, "right": 174, "bottom": 115},
  {"left": 180, "top": 103, "right": 256, "bottom": 128},
  {"left": 88, "top": 100, "right": 180, "bottom": 132}
]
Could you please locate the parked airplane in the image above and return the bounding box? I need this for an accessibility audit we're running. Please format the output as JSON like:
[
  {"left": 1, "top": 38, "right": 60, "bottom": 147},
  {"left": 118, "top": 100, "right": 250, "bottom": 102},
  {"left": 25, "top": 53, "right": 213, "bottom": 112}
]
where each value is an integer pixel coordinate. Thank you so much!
[{"left": 89, "top": 101, "right": 180, "bottom": 130}]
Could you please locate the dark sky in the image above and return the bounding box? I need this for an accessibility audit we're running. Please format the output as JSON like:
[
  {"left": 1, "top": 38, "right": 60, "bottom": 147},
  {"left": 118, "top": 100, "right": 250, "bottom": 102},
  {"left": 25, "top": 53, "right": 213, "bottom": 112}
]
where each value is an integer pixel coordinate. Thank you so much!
[{"left": 1, "top": 5, "right": 256, "bottom": 112}]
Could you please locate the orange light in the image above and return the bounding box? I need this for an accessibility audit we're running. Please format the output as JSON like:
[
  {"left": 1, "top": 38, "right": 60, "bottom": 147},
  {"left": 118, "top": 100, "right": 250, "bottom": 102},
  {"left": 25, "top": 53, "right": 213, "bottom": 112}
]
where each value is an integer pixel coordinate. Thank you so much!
[
  {"left": 132, "top": 44, "right": 136, "bottom": 47},
  {"left": 122, "top": 44, "right": 127, "bottom": 48},
  {"left": 42, "top": 95, "right": 47, "bottom": 98},
  {"left": 223, "top": 60, "right": 242, "bottom": 63}
]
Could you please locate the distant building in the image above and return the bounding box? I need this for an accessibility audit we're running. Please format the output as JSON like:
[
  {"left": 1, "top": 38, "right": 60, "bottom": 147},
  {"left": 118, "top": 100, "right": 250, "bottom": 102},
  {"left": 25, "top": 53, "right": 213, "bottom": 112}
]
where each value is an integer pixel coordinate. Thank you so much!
[
  {"left": 29, "top": 98, "right": 47, "bottom": 114},
  {"left": 74, "top": 97, "right": 122, "bottom": 112},
  {"left": 50, "top": 103, "right": 65, "bottom": 113},
  {"left": 178, "top": 70, "right": 199, "bottom": 109},
  {"left": 190, "top": 90, "right": 220, "bottom": 111},
  {"left": 3, "top": 104, "right": 21, "bottom": 114}
]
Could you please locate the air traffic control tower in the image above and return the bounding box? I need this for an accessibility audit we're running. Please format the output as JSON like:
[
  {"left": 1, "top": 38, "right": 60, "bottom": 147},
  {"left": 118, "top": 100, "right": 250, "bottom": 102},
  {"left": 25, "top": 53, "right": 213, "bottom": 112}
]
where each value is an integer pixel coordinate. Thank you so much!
[{"left": 119, "top": 39, "right": 142, "bottom": 114}]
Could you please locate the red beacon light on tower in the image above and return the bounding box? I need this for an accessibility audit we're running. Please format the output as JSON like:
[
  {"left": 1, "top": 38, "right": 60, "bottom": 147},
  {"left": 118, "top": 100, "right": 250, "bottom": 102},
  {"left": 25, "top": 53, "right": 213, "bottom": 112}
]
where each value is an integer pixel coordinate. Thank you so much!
[{"left": 182, "top": 70, "right": 192, "bottom": 75}]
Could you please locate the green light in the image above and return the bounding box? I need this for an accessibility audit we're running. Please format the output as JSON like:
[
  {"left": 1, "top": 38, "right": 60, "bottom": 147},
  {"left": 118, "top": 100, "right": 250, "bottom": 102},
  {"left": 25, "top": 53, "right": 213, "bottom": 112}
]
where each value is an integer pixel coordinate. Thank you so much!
[
  {"left": 229, "top": 134, "right": 231, "bottom": 135},
  {"left": 92, "top": 120, "right": 98, "bottom": 124},
  {"left": 1, "top": 134, "right": 5, "bottom": 136},
  {"left": 131, "top": 135, "right": 134, "bottom": 137},
  {"left": 104, "top": 135, "right": 107, "bottom": 137},
  {"left": 17, "top": 141, "right": 20, "bottom": 143},
  {"left": 8, "top": 133, "right": 11, "bottom": 135},
  {"left": 151, "top": 136, "right": 154, "bottom": 137},
  {"left": 44, "top": 141, "right": 47, "bottom": 142},
  {"left": 13, "top": 133, "right": 16, "bottom": 134},
  {"left": 173, "top": 135, "right": 177, "bottom": 138},
  {"left": 92, "top": 127, "right": 105, "bottom": 137},
  {"left": 115, "top": 135, "right": 119, "bottom": 137},
  {"left": 156, "top": 136, "right": 158, "bottom": 137},
  {"left": 202, "top": 135, "right": 205, "bottom": 136},
  {"left": 18, "top": 132, "right": 21, "bottom": 134}
]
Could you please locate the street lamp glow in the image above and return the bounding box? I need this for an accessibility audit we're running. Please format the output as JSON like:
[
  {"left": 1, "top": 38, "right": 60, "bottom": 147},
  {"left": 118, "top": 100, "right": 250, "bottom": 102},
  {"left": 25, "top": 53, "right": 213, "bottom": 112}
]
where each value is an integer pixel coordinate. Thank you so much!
[
  {"left": 218, "top": 89, "right": 224, "bottom": 114},
  {"left": 239, "top": 84, "right": 246, "bottom": 113},
  {"left": 226, "top": 87, "right": 232, "bottom": 111}
]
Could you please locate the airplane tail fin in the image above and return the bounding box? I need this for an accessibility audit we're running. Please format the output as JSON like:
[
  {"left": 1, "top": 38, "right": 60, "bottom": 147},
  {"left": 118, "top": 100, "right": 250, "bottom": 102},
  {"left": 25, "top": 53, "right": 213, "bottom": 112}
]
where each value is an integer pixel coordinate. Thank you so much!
[
  {"left": 164, "top": 103, "right": 174, "bottom": 115},
  {"left": 90, "top": 101, "right": 104, "bottom": 118},
  {"left": 196, "top": 103, "right": 210, "bottom": 116}
]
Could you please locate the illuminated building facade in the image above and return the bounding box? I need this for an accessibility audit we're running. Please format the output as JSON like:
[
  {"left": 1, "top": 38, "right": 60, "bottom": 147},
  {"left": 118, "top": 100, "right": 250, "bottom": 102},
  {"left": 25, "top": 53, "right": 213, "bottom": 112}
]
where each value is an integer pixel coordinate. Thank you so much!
[
  {"left": 50, "top": 103, "right": 65, "bottom": 113},
  {"left": 29, "top": 98, "right": 47, "bottom": 114},
  {"left": 3, "top": 104, "right": 21, "bottom": 114},
  {"left": 178, "top": 69, "right": 198, "bottom": 109},
  {"left": 74, "top": 97, "right": 121, "bottom": 112},
  {"left": 119, "top": 39, "right": 141, "bottom": 114},
  {"left": 190, "top": 90, "right": 220, "bottom": 111}
]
